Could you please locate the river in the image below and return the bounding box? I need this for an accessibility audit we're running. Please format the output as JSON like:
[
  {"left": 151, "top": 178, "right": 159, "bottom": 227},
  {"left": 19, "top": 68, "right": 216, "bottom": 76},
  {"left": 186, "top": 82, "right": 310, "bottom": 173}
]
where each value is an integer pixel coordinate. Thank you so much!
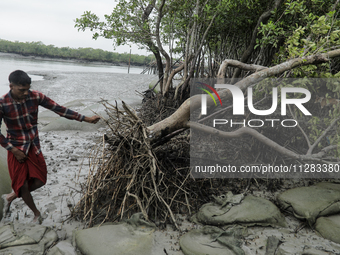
[
  {"left": 0, "top": 52, "right": 156, "bottom": 218},
  {"left": 0, "top": 52, "right": 147, "bottom": 95}
]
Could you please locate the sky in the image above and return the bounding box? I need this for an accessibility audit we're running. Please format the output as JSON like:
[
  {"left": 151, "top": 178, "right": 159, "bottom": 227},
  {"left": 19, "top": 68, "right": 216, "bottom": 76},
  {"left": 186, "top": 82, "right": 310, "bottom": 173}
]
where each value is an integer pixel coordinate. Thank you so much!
[{"left": 0, "top": 0, "right": 150, "bottom": 55}]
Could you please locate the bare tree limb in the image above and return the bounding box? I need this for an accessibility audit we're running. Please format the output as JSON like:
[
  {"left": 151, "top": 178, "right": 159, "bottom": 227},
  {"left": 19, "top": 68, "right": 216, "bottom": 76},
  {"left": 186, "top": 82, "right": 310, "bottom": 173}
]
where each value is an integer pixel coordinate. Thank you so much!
[
  {"left": 187, "top": 121, "right": 338, "bottom": 162},
  {"left": 232, "top": 0, "right": 284, "bottom": 79},
  {"left": 288, "top": 104, "right": 311, "bottom": 148},
  {"left": 179, "top": 11, "right": 218, "bottom": 96},
  {"left": 155, "top": 0, "right": 171, "bottom": 93},
  {"left": 148, "top": 49, "right": 340, "bottom": 140},
  {"left": 140, "top": 0, "right": 164, "bottom": 93},
  {"left": 217, "top": 59, "right": 267, "bottom": 78},
  {"left": 311, "top": 145, "right": 338, "bottom": 158},
  {"left": 163, "top": 63, "right": 185, "bottom": 95},
  {"left": 307, "top": 117, "right": 340, "bottom": 155}
]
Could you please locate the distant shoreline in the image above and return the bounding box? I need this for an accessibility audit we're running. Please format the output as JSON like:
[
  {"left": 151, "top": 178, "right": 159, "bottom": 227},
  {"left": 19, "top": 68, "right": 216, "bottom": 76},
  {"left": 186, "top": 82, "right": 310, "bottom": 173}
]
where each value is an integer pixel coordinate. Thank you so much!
[{"left": 0, "top": 52, "right": 144, "bottom": 68}]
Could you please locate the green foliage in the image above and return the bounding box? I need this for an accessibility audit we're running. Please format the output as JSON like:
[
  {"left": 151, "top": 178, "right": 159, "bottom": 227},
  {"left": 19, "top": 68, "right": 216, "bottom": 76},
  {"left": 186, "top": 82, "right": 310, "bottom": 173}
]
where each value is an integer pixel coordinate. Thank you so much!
[
  {"left": 256, "top": 20, "right": 285, "bottom": 49},
  {"left": 252, "top": 0, "right": 340, "bottom": 157},
  {"left": 74, "top": 0, "right": 265, "bottom": 61},
  {"left": 75, "top": 0, "right": 153, "bottom": 49},
  {"left": 256, "top": 0, "right": 339, "bottom": 68},
  {"left": 0, "top": 39, "right": 154, "bottom": 66}
]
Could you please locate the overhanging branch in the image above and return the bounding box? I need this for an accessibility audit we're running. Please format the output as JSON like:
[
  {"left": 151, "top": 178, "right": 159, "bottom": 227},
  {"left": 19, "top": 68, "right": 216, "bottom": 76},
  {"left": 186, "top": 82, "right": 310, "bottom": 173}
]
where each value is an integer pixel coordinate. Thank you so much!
[
  {"left": 187, "top": 121, "right": 338, "bottom": 162},
  {"left": 148, "top": 49, "right": 340, "bottom": 140},
  {"left": 217, "top": 60, "right": 267, "bottom": 78}
]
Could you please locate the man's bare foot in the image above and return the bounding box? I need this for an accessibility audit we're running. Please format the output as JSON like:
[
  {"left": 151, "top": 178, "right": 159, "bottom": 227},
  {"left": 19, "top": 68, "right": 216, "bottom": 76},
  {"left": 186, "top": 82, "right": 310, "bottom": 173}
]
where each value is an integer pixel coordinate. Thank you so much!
[
  {"left": 6, "top": 192, "right": 17, "bottom": 204},
  {"left": 2, "top": 192, "right": 17, "bottom": 219},
  {"left": 1, "top": 195, "right": 10, "bottom": 218},
  {"left": 1, "top": 192, "right": 17, "bottom": 217},
  {"left": 32, "top": 214, "right": 43, "bottom": 224}
]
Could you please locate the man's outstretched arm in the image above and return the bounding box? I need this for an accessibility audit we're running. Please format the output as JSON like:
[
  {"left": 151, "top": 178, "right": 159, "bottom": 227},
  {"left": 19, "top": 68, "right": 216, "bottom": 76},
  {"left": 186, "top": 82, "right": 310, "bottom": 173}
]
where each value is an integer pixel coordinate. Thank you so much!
[
  {"left": 39, "top": 92, "right": 100, "bottom": 123},
  {"left": 83, "top": 115, "right": 100, "bottom": 124}
]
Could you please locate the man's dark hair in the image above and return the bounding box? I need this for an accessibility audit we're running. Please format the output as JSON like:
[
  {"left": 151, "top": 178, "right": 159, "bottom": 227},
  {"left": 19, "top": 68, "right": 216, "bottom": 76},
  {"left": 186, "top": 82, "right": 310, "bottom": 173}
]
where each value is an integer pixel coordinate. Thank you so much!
[{"left": 9, "top": 70, "right": 31, "bottom": 85}]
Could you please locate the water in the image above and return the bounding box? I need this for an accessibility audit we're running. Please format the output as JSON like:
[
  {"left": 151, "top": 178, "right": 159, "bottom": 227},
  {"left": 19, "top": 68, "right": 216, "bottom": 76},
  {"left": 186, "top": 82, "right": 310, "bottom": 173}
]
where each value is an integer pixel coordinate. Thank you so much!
[{"left": 0, "top": 52, "right": 146, "bottom": 96}]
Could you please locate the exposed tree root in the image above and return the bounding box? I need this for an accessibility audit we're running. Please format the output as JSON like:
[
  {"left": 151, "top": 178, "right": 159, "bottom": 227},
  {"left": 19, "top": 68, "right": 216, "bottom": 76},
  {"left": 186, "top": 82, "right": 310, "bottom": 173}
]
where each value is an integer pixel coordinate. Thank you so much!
[{"left": 72, "top": 101, "right": 209, "bottom": 229}]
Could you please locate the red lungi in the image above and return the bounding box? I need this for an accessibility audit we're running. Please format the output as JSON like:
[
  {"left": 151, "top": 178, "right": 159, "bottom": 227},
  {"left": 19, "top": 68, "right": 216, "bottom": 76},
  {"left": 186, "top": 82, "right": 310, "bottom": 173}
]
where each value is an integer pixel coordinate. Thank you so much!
[{"left": 7, "top": 147, "right": 47, "bottom": 197}]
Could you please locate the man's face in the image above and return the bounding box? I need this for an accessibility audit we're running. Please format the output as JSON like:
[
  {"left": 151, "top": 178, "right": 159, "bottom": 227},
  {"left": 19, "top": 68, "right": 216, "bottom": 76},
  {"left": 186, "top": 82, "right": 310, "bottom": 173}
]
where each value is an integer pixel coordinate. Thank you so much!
[{"left": 10, "top": 83, "right": 31, "bottom": 101}]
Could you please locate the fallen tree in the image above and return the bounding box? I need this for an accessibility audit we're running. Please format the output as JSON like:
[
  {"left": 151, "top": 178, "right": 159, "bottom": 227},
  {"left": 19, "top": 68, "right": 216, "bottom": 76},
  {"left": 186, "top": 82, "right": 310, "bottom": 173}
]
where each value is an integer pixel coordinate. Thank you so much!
[{"left": 148, "top": 49, "right": 340, "bottom": 162}]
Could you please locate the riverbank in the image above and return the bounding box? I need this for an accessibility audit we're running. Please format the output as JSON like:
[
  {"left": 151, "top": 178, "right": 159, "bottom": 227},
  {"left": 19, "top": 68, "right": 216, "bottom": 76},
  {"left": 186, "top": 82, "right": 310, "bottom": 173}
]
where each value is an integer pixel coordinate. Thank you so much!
[{"left": 0, "top": 51, "right": 146, "bottom": 68}]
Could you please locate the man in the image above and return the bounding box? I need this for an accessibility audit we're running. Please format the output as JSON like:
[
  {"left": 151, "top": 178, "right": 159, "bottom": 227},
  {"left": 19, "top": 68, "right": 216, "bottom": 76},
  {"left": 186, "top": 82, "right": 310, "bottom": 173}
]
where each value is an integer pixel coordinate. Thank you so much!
[{"left": 0, "top": 70, "right": 100, "bottom": 223}]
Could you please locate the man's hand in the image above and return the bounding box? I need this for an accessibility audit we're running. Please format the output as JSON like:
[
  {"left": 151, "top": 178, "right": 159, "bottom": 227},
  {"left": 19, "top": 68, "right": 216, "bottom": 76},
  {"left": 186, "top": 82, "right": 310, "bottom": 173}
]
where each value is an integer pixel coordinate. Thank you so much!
[
  {"left": 10, "top": 147, "right": 27, "bottom": 163},
  {"left": 84, "top": 115, "right": 101, "bottom": 124}
]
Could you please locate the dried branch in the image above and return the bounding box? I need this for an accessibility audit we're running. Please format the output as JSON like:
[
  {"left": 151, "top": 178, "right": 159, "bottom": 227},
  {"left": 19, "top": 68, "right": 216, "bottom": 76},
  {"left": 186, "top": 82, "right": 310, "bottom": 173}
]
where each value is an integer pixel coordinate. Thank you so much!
[
  {"left": 217, "top": 59, "right": 267, "bottom": 78},
  {"left": 307, "top": 117, "right": 340, "bottom": 155},
  {"left": 72, "top": 101, "right": 198, "bottom": 229}
]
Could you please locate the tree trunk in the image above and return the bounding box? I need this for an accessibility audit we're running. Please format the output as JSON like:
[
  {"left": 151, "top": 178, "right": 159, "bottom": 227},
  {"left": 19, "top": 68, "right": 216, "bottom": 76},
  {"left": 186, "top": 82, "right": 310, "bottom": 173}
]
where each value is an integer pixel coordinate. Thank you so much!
[
  {"left": 180, "top": 12, "right": 218, "bottom": 96},
  {"left": 148, "top": 43, "right": 164, "bottom": 92},
  {"left": 231, "top": 0, "right": 283, "bottom": 80},
  {"left": 156, "top": 0, "right": 171, "bottom": 95},
  {"left": 142, "top": 1, "right": 164, "bottom": 92}
]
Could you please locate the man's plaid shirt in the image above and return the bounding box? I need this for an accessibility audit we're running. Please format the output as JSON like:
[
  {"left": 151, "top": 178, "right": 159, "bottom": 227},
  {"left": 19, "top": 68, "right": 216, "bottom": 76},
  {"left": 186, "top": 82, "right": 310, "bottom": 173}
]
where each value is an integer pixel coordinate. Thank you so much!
[{"left": 0, "top": 90, "right": 85, "bottom": 155}]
